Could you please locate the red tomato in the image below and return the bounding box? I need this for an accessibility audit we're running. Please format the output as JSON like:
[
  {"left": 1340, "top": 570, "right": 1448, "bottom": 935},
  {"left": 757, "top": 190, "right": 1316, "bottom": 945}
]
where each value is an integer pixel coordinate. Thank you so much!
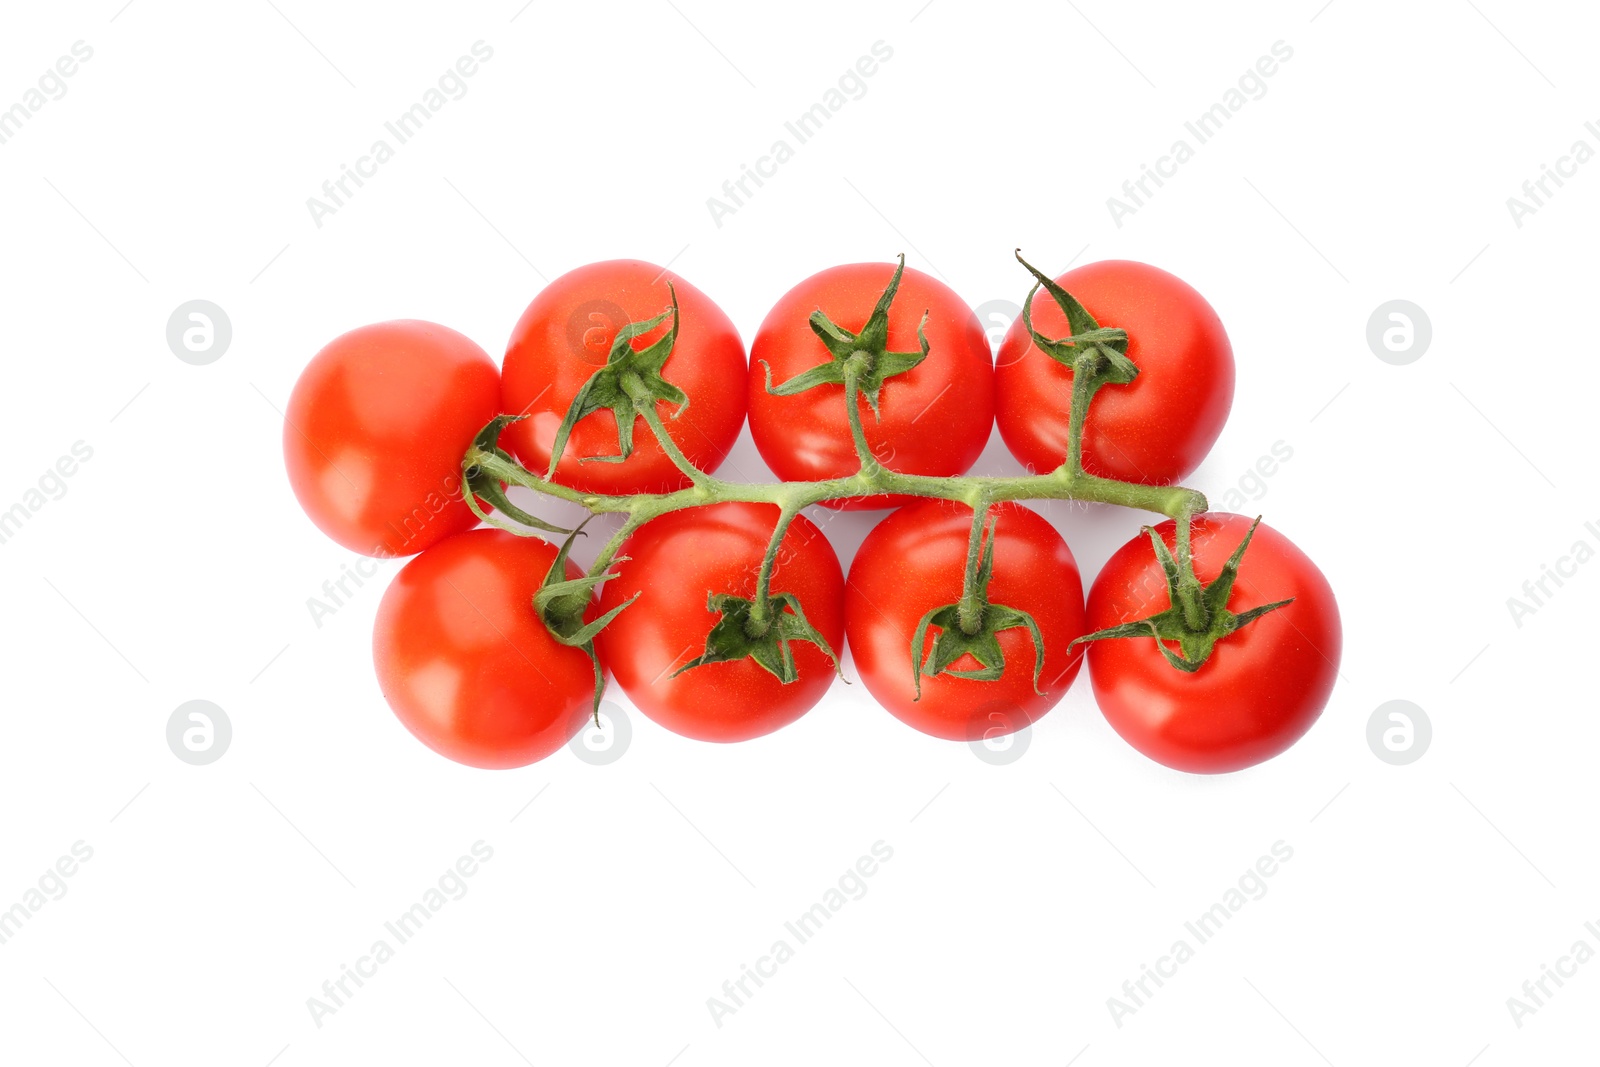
[
  {"left": 995, "top": 260, "right": 1233, "bottom": 485},
  {"left": 845, "top": 500, "right": 1086, "bottom": 741},
  {"left": 1086, "top": 513, "right": 1340, "bottom": 774},
  {"left": 372, "top": 529, "right": 595, "bottom": 769},
  {"left": 500, "top": 260, "right": 747, "bottom": 495},
  {"left": 596, "top": 503, "right": 844, "bottom": 742},
  {"left": 748, "top": 262, "right": 994, "bottom": 509},
  {"left": 284, "top": 320, "right": 499, "bottom": 557}
]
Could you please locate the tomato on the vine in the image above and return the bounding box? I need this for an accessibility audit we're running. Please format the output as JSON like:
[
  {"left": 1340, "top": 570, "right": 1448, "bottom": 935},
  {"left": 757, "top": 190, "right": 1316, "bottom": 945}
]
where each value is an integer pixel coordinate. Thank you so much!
[
  {"left": 995, "top": 259, "right": 1233, "bottom": 485},
  {"left": 596, "top": 503, "right": 845, "bottom": 742},
  {"left": 748, "top": 261, "right": 994, "bottom": 509},
  {"left": 845, "top": 500, "right": 1086, "bottom": 741},
  {"left": 500, "top": 260, "right": 747, "bottom": 496},
  {"left": 1085, "top": 513, "right": 1340, "bottom": 774},
  {"left": 284, "top": 320, "right": 499, "bottom": 557},
  {"left": 372, "top": 529, "right": 596, "bottom": 769}
]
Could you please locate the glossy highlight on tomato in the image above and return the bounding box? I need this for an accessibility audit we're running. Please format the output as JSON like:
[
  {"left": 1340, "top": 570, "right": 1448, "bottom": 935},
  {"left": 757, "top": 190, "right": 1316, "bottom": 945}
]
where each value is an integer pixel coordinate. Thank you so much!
[
  {"left": 596, "top": 503, "right": 845, "bottom": 742},
  {"left": 284, "top": 320, "right": 499, "bottom": 557},
  {"left": 372, "top": 529, "right": 595, "bottom": 769},
  {"left": 500, "top": 260, "right": 747, "bottom": 496},
  {"left": 748, "top": 262, "right": 994, "bottom": 509},
  {"left": 845, "top": 500, "right": 1086, "bottom": 741},
  {"left": 995, "top": 260, "right": 1233, "bottom": 485},
  {"left": 1085, "top": 513, "right": 1340, "bottom": 774}
]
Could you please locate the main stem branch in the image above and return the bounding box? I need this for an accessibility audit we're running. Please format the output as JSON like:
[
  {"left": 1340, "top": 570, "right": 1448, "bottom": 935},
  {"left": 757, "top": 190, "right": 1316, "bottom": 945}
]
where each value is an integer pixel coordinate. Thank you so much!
[{"left": 467, "top": 447, "right": 1208, "bottom": 586}]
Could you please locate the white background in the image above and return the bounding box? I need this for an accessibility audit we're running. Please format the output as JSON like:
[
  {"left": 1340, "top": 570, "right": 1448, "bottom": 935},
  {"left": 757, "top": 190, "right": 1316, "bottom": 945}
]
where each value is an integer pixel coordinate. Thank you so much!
[{"left": 1, "top": 1, "right": 1595, "bottom": 1064}]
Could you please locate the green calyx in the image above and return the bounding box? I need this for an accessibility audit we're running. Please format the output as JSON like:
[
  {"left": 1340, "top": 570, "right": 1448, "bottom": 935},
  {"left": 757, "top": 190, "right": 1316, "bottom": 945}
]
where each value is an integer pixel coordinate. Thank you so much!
[
  {"left": 909, "top": 514, "right": 1045, "bottom": 700},
  {"left": 1014, "top": 250, "right": 1147, "bottom": 477},
  {"left": 1014, "top": 250, "right": 1138, "bottom": 387},
  {"left": 1069, "top": 516, "right": 1294, "bottom": 673},
  {"left": 461, "top": 415, "right": 574, "bottom": 535},
  {"left": 532, "top": 518, "right": 639, "bottom": 722},
  {"left": 546, "top": 284, "right": 689, "bottom": 478},
  {"left": 674, "top": 591, "right": 842, "bottom": 685},
  {"left": 759, "top": 253, "right": 929, "bottom": 419}
]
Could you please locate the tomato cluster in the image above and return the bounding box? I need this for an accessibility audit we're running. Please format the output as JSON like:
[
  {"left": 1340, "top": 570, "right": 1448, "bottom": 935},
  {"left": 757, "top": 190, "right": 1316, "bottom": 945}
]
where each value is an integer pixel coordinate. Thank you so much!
[{"left": 283, "top": 256, "right": 1340, "bottom": 774}]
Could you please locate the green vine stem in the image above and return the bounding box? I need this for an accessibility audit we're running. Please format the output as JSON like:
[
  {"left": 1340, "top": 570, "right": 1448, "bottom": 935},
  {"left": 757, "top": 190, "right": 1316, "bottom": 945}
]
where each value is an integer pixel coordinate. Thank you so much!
[
  {"left": 465, "top": 446, "right": 1208, "bottom": 569},
  {"left": 622, "top": 373, "right": 708, "bottom": 489},
  {"left": 841, "top": 368, "right": 883, "bottom": 477},
  {"left": 747, "top": 503, "right": 799, "bottom": 634},
  {"left": 458, "top": 250, "right": 1244, "bottom": 694},
  {"left": 1064, "top": 357, "right": 1098, "bottom": 477},
  {"left": 1171, "top": 502, "right": 1208, "bottom": 630},
  {"left": 955, "top": 501, "right": 992, "bottom": 636}
]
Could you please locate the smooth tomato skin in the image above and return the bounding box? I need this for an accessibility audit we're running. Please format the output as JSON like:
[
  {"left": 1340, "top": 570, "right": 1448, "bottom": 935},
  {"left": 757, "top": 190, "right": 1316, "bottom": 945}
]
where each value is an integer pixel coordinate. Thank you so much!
[
  {"left": 995, "top": 260, "right": 1233, "bottom": 485},
  {"left": 501, "top": 260, "right": 747, "bottom": 496},
  {"left": 372, "top": 529, "right": 595, "bottom": 769},
  {"left": 596, "top": 503, "right": 845, "bottom": 742},
  {"left": 748, "top": 262, "right": 995, "bottom": 510},
  {"left": 845, "top": 500, "right": 1086, "bottom": 742},
  {"left": 284, "top": 320, "right": 499, "bottom": 557},
  {"left": 1086, "top": 514, "right": 1340, "bottom": 774}
]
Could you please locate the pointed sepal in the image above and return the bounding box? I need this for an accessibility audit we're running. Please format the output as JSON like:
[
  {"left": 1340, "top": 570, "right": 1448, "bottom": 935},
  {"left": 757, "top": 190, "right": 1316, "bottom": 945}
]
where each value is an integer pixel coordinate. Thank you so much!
[
  {"left": 763, "top": 254, "right": 930, "bottom": 418},
  {"left": 545, "top": 285, "right": 688, "bottom": 479},
  {"left": 532, "top": 519, "right": 636, "bottom": 722},
  {"left": 461, "top": 414, "right": 573, "bottom": 535},
  {"left": 1014, "top": 250, "right": 1138, "bottom": 383},
  {"left": 673, "top": 592, "right": 843, "bottom": 685},
  {"left": 909, "top": 601, "right": 1046, "bottom": 698},
  {"left": 1068, "top": 516, "right": 1296, "bottom": 673}
]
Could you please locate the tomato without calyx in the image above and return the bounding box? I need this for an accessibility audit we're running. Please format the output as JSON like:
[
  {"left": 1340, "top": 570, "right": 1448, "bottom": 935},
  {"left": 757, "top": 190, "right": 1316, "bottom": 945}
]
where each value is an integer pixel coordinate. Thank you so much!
[
  {"left": 845, "top": 500, "right": 1086, "bottom": 742},
  {"left": 372, "top": 529, "right": 595, "bottom": 769},
  {"left": 284, "top": 320, "right": 499, "bottom": 557},
  {"left": 596, "top": 503, "right": 845, "bottom": 742},
  {"left": 1085, "top": 513, "right": 1340, "bottom": 774},
  {"left": 500, "top": 260, "right": 747, "bottom": 496},
  {"left": 748, "top": 261, "right": 994, "bottom": 509},
  {"left": 995, "top": 260, "right": 1233, "bottom": 485}
]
